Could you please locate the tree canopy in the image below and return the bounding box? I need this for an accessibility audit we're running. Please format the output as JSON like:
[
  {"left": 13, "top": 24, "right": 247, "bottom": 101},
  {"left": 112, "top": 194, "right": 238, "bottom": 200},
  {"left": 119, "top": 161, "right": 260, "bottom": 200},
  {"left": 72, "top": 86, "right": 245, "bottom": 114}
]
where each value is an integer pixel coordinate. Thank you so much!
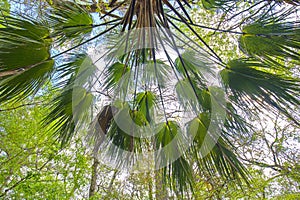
[{"left": 0, "top": 0, "right": 299, "bottom": 198}]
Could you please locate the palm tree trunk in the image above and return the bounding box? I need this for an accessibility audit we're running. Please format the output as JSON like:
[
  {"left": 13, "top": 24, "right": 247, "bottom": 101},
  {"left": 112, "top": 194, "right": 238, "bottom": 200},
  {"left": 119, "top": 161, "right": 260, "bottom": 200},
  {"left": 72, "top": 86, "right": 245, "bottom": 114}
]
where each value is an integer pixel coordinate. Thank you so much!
[
  {"left": 89, "top": 157, "right": 99, "bottom": 198},
  {"left": 155, "top": 169, "right": 168, "bottom": 200}
]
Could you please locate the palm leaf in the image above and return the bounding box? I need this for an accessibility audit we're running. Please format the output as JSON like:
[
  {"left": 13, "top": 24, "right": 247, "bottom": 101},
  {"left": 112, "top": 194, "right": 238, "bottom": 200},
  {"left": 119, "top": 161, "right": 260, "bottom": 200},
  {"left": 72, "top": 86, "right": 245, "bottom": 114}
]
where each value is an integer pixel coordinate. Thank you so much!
[
  {"left": 0, "top": 59, "right": 54, "bottom": 102},
  {"left": 140, "top": 60, "right": 173, "bottom": 88},
  {"left": 154, "top": 121, "right": 194, "bottom": 193},
  {"left": 175, "top": 78, "right": 201, "bottom": 112},
  {"left": 54, "top": 54, "right": 96, "bottom": 88},
  {"left": 44, "top": 85, "right": 94, "bottom": 145},
  {"left": 239, "top": 21, "right": 300, "bottom": 66},
  {"left": 166, "top": 156, "right": 194, "bottom": 195},
  {"left": 88, "top": 105, "right": 117, "bottom": 153},
  {"left": 44, "top": 54, "right": 96, "bottom": 145},
  {"left": 47, "top": 1, "right": 93, "bottom": 44},
  {"left": 220, "top": 59, "right": 300, "bottom": 122},
  {"left": 134, "top": 91, "right": 157, "bottom": 123},
  {"left": 104, "top": 62, "right": 130, "bottom": 89},
  {"left": 99, "top": 106, "right": 148, "bottom": 167},
  {"left": 201, "top": 0, "right": 236, "bottom": 10},
  {"left": 0, "top": 15, "right": 51, "bottom": 72},
  {"left": 0, "top": 15, "right": 53, "bottom": 102},
  {"left": 175, "top": 50, "right": 212, "bottom": 82},
  {"left": 188, "top": 113, "right": 250, "bottom": 184}
]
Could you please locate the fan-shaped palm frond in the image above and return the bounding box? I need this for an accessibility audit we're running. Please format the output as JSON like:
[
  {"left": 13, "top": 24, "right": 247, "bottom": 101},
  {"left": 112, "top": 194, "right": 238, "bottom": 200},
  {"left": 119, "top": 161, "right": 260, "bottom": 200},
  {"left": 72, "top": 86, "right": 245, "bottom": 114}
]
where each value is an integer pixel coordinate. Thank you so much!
[
  {"left": 175, "top": 50, "right": 213, "bottom": 82},
  {"left": 155, "top": 121, "right": 194, "bottom": 193},
  {"left": 239, "top": 21, "right": 300, "bottom": 66},
  {"left": 221, "top": 59, "right": 300, "bottom": 122},
  {"left": 104, "top": 62, "right": 130, "bottom": 89},
  {"left": 44, "top": 54, "right": 96, "bottom": 145},
  {"left": 44, "top": 85, "right": 94, "bottom": 144},
  {"left": 105, "top": 106, "right": 146, "bottom": 152},
  {"left": 54, "top": 54, "right": 95, "bottom": 88},
  {"left": 167, "top": 156, "right": 194, "bottom": 195},
  {"left": 188, "top": 113, "right": 250, "bottom": 184},
  {"left": 0, "top": 15, "right": 53, "bottom": 102},
  {"left": 135, "top": 91, "right": 157, "bottom": 122},
  {"left": 47, "top": 1, "right": 93, "bottom": 44},
  {"left": 175, "top": 78, "right": 201, "bottom": 111}
]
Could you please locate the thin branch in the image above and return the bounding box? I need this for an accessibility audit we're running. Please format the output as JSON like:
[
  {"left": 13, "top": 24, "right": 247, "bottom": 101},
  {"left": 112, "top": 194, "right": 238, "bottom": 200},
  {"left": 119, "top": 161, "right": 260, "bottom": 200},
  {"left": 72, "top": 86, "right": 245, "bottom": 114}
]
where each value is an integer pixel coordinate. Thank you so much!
[
  {"left": 0, "top": 102, "right": 44, "bottom": 112},
  {"left": 167, "top": 14, "right": 244, "bottom": 35},
  {"left": 51, "top": 23, "right": 121, "bottom": 59}
]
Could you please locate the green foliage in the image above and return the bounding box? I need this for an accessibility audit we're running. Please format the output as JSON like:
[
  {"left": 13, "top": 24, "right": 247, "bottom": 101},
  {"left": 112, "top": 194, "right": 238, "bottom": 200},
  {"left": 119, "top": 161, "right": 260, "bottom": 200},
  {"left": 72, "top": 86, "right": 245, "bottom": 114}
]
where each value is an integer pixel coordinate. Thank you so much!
[
  {"left": 220, "top": 59, "right": 300, "bottom": 122},
  {"left": 44, "top": 54, "right": 95, "bottom": 145},
  {"left": 0, "top": 15, "right": 51, "bottom": 71},
  {"left": 239, "top": 21, "right": 300, "bottom": 65},
  {"left": 0, "top": 15, "right": 54, "bottom": 102},
  {"left": 47, "top": 1, "right": 93, "bottom": 44},
  {"left": 188, "top": 113, "right": 249, "bottom": 184},
  {"left": 0, "top": 92, "right": 90, "bottom": 199},
  {"left": 135, "top": 91, "right": 157, "bottom": 122},
  {"left": 0, "top": 0, "right": 299, "bottom": 198},
  {"left": 105, "top": 62, "right": 130, "bottom": 89},
  {"left": 201, "top": 0, "right": 235, "bottom": 10}
]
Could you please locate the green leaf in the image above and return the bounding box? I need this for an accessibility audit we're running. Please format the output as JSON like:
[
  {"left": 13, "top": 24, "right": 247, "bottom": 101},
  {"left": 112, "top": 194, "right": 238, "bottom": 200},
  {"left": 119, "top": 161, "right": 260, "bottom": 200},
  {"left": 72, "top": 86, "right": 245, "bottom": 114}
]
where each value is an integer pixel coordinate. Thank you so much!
[
  {"left": 0, "top": 59, "right": 54, "bottom": 102},
  {"left": 47, "top": 1, "right": 93, "bottom": 44},
  {"left": 105, "top": 62, "right": 129, "bottom": 89},
  {"left": 44, "top": 55, "right": 96, "bottom": 145},
  {"left": 175, "top": 78, "right": 200, "bottom": 111},
  {"left": 239, "top": 21, "right": 300, "bottom": 65},
  {"left": 135, "top": 91, "right": 157, "bottom": 122},
  {"left": 175, "top": 50, "right": 211, "bottom": 82},
  {"left": 0, "top": 15, "right": 51, "bottom": 72},
  {"left": 0, "top": 0, "right": 10, "bottom": 17},
  {"left": 220, "top": 59, "right": 300, "bottom": 121},
  {"left": 188, "top": 113, "right": 250, "bottom": 184},
  {"left": 201, "top": 0, "right": 234, "bottom": 10}
]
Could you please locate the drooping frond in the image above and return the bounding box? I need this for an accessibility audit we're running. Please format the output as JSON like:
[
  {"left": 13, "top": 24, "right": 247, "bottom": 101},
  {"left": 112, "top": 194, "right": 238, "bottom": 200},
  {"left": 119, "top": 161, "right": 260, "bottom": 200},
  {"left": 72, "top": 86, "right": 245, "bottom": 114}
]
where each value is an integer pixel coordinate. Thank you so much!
[
  {"left": 47, "top": 1, "right": 93, "bottom": 44},
  {"left": 175, "top": 50, "right": 213, "bottom": 82},
  {"left": 134, "top": 91, "right": 157, "bottom": 122},
  {"left": 175, "top": 78, "right": 201, "bottom": 111},
  {"left": 188, "top": 113, "right": 250, "bottom": 184},
  {"left": 44, "top": 54, "right": 96, "bottom": 145},
  {"left": 221, "top": 59, "right": 300, "bottom": 122},
  {"left": 99, "top": 105, "right": 148, "bottom": 166},
  {"left": 104, "top": 62, "right": 130, "bottom": 89},
  {"left": 54, "top": 54, "right": 96, "bottom": 88},
  {"left": 155, "top": 121, "right": 194, "bottom": 193},
  {"left": 88, "top": 105, "right": 118, "bottom": 153},
  {"left": 167, "top": 156, "right": 194, "bottom": 195},
  {"left": 239, "top": 21, "right": 300, "bottom": 66},
  {"left": 0, "top": 15, "right": 53, "bottom": 102}
]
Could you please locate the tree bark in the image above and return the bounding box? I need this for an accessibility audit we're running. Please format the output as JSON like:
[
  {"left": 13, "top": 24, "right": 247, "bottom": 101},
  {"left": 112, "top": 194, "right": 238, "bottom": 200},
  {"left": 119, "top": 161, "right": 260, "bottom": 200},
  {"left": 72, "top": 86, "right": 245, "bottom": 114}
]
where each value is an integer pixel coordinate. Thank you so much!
[
  {"left": 89, "top": 157, "right": 99, "bottom": 198},
  {"left": 155, "top": 169, "right": 168, "bottom": 200}
]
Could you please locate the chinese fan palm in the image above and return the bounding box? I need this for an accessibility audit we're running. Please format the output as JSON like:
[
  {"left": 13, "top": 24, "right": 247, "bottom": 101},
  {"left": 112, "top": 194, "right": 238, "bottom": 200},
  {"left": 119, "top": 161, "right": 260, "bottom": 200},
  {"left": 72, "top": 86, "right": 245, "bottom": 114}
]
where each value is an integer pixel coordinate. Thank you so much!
[{"left": 0, "top": 0, "right": 299, "bottom": 196}]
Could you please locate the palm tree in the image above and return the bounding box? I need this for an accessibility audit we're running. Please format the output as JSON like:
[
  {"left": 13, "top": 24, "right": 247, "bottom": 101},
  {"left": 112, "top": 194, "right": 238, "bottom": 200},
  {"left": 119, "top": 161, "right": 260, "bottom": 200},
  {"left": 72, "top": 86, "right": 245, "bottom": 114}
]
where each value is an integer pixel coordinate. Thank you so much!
[{"left": 0, "top": 0, "right": 299, "bottom": 197}]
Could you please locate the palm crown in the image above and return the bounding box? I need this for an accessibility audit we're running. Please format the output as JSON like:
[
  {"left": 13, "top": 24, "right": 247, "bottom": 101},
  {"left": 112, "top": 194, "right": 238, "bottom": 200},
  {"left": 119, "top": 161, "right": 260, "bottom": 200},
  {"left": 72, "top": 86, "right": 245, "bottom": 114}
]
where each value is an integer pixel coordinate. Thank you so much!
[{"left": 0, "top": 0, "right": 299, "bottom": 195}]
